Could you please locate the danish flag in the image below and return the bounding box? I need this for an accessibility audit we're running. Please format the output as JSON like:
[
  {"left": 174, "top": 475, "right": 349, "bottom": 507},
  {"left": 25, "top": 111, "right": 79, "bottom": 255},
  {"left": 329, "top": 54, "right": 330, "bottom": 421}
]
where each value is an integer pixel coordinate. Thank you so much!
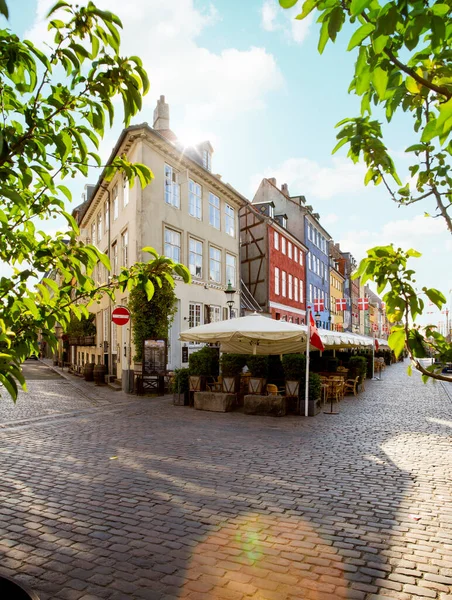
[
  {"left": 313, "top": 298, "right": 324, "bottom": 312},
  {"left": 358, "top": 297, "right": 369, "bottom": 311},
  {"left": 372, "top": 323, "right": 378, "bottom": 332},
  {"left": 336, "top": 298, "right": 347, "bottom": 311},
  {"left": 309, "top": 311, "right": 325, "bottom": 351}
]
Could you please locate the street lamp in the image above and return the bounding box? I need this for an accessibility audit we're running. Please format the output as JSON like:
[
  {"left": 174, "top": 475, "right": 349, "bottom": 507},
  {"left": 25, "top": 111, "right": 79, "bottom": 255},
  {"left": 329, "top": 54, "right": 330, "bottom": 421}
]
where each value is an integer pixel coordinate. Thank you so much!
[
  {"left": 328, "top": 315, "right": 332, "bottom": 331},
  {"left": 225, "top": 280, "right": 236, "bottom": 319},
  {"left": 315, "top": 312, "right": 321, "bottom": 328}
]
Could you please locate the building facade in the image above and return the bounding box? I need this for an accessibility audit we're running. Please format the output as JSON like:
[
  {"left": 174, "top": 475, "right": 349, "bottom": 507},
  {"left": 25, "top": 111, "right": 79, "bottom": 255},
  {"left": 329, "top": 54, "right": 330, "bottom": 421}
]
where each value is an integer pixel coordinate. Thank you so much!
[
  {"left": 73, "top": 96, "right": 246, "bottom": 380},
  {"left": 329, "top": 260, "right": 345, "bottom": 331}
]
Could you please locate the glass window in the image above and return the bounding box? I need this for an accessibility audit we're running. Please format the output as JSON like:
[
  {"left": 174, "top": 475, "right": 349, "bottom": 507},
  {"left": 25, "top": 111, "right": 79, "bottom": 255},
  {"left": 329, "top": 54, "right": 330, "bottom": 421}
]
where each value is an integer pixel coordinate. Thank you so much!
[
  {"left": 288, "top": 274, "right": 293, "bottom": 299},
  {"left": 309, "top": 283, "right": 313, "bottom": 302},
  {"left": 164, "top": 164, "right": 180, "bottom": 208},
  {"left": 226, "top": 254, "right": 236, "bottom": 287},
  {"left": 189, "top": 238, "right": 203, "bottom": 278},
  {"left": 294, "top": 277, "right": 298, "bottom": 302},
  {"left": 189, "top": 179, "right": 202, "bottom": 219},
  {"left": 299, "top": 251, "right": 303, "bottom": 266},
  {"left": 209, "top": 247, "right": 221, "bottom": 283},
  {"left": 209, "top": 305, "right": 221, "bottom": 322},
  {"left": 275, "top": 267, "right": 279, "bottom": 295},
  {"left": 164, "top": 228, "right": 181, "bottom": 263},
  {"left": 189, "top": 303, "right": 202, "bottom": 328},
  {"left": 300, "top": 279, "right": 304, "bottom": 303},
  {"left": 288, "top": 242, "right": 292, "bottom": 259},
  {"left": 121, "top": 230, "right": 128, "bottom": 267},
  {"left": 274, "top": 231, "right": 279, "bottom": 250},
  {"left": 209, "top": 193, "right": 220, "bottom": 229},
  {"left": 123, "top": 179, "right": 129, "bottom": 207},
  {"left": 225, "top": 204, "right": 235, "bottom": 237},
  {"left": 203, "top": 150, "right": 211, "bottom": 171},
  {"left": 112, "top": 184, "right": 118, "bottom": 221},
  {"left": 104, "top": 200, "right": 109, "bottom": 232},
  {"left": 103, "top": 308, "right": 109, "bottom": 343},
  {"left": 97, "top": 212, "right": 102, "bottom": 242},
  {"left": 91, "top": 221, "right": 96, "bottom": 246},
  {"left": 282, "top": 271, "right": 286, "bottom": 297},
  {"left": 281, "top": 237, "right": 286, "bottom": 255},
  {"left": 308, "top": 252, "right": 312, "bottom": 271},
  {"left": 112, "top": 242, "right": 118, "bottom": 275},
  {"left": 294, "top": 247, "right": 298, "bottom": 262}
]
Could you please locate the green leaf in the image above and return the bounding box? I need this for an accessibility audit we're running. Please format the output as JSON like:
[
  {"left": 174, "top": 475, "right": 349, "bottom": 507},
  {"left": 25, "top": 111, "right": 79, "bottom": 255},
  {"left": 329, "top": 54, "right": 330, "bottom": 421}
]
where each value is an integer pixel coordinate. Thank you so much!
[
  {"left": 373, "top": 67, "right": 389, "bottom": 100},
  {"left": 420, "top": 119, "right": 438, "bottom": 143},
  {"left": 296, "top": 0, "right": 316, "bottom": 19},
  {"left": 347, "top": 23, "right": 375, "bottom": 50},
  {"left": 144, "top": 279, "right": 155, "bottom": 301},
  {"left": 424, "top": 288, "right": 446, "bottom": 309},
  {"left": 279, "top": 0, "right": 299, "bottom": 7},
  {"left": 350, "top": 0, "right": 372, "bottom": 16},
  {"left": 431, "top": 3, "right": 450, "bottom": 16},
  {"left": 388, "top": 328, "right": 406, "bottom": 358},
  {"left": 0, "top": 0, "right": 9, "bottom": 18}
]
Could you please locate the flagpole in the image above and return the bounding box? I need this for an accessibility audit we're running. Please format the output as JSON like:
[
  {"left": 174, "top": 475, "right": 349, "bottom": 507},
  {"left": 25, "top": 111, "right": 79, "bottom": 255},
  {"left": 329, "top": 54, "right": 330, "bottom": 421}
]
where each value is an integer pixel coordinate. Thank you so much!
[{"left": 305, "top": 305, "right": 310, "bottom": 417}]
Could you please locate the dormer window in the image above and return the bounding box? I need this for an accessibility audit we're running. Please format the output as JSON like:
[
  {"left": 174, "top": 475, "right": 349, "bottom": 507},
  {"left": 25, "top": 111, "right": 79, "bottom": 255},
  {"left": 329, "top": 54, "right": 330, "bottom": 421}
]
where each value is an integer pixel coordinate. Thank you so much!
[
  {"left": 281, "top": 216, "right": 287, "bottom": 229},
  {"left": 203, "top": 149, "right": 211, "bottom": 172},
  {"left": 269, "top": 204, "right": 274, "bottom": 218}
]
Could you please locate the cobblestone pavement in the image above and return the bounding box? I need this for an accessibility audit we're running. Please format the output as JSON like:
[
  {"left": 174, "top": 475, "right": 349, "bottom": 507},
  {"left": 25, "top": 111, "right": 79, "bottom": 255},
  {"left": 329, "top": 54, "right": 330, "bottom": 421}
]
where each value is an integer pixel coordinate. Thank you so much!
[{"left": 0, "top": 361, "right": 451, "bottom": 600}]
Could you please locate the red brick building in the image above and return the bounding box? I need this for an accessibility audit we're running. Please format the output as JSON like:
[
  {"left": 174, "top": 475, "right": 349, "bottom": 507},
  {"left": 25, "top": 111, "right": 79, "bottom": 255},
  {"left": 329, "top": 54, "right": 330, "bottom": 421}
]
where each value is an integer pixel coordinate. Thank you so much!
[{"left": 240, "top": 202, "right": 307, "bottom": 323}]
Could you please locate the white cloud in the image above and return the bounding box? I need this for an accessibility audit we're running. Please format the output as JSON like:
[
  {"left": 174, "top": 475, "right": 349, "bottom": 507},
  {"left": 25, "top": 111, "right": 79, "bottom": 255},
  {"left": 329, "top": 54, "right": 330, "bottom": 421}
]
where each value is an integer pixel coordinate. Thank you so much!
[
  {"left": 28, "top": 0, "right": 283, "bottom": 129},
  {"left": 261, "top": 0, "right": 313, "bottom": 44},
  {"left": 250, "top": 156, "right": 366, "bottom": 200},
  {"left": 324, "top": 213, "right": 339, "bottom": 225}
]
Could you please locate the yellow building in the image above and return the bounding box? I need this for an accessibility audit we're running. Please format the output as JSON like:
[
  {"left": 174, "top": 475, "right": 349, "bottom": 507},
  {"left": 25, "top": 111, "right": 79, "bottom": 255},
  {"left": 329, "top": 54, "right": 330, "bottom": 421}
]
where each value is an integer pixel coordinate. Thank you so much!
[{"left": 329, "top": 265, "right": 345, "bottom": 331}]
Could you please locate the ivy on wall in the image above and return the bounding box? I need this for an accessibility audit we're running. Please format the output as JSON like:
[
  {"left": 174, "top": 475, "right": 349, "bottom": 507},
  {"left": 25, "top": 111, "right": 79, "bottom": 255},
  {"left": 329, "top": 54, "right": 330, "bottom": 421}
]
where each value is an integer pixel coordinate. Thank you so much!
[{"left": 129, "top": 282, "right": 178, "bottom": 361}]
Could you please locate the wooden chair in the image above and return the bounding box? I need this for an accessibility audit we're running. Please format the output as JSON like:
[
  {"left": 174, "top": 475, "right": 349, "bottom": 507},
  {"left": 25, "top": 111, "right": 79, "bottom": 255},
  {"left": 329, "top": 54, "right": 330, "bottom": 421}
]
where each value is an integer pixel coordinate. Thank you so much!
[
  {"left": 344, "top": 376, "right": 359, "bottom": 396},
  {"left": 328, "top": 378, "right": 344, "bottom": 403},
  {"left": 266, "top": 383, "right": 284, "bottom": 396},
  {"left": 319, "top": 377, "right": 331, "bottom": 406}
]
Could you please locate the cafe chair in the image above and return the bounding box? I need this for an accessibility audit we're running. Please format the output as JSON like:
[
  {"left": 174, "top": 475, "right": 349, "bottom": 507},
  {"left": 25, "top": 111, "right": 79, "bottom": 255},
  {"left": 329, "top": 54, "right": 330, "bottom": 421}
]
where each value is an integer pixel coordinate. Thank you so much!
[{"left": 344, "top": 376, "right": 359, "bottom": 397}]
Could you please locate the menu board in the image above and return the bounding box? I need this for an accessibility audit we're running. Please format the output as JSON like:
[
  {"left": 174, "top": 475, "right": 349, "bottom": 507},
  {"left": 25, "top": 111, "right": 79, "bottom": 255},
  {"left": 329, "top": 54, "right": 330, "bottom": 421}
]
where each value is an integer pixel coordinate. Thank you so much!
[{"left": 143, "top": 339, "right": 167, "bottom": 375}]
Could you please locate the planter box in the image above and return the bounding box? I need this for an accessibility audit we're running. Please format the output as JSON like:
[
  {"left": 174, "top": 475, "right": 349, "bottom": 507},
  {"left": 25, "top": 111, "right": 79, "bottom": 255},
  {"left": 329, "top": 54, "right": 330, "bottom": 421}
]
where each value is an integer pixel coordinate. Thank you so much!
[
  {"left": 222, "top": 376, "right": 240, "bottom": 393},
  {"left": 285, "top": 380, "right": 300, "bottom": 397},
  {"left": 244, "top": 394, "right": 286, "bottom": 417},
  {"left": 248, "top": 378, "right": 266, "bottom": 395},
  {"left": 173, "top": 391, "right": 190, "bottom": 406},
  {"left": 194, "top": 392, "right": 236, "bottom": 412},
  {"left": 300, "top": 397, "right": 321, "bottom": 417}
]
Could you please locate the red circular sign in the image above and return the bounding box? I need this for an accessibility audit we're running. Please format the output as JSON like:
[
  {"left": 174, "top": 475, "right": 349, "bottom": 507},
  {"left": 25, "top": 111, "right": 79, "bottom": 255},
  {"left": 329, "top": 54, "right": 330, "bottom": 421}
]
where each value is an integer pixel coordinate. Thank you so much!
[{"left": 112, "top": 306, "right": 130, "bottom": 326}]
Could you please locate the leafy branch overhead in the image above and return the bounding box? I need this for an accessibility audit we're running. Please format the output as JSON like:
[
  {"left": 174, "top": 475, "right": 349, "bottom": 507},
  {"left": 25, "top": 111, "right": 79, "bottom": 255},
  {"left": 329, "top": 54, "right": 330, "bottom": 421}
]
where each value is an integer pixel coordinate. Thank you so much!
[{"left": 0, "top": 1, "right": 190, "bottom": 401}]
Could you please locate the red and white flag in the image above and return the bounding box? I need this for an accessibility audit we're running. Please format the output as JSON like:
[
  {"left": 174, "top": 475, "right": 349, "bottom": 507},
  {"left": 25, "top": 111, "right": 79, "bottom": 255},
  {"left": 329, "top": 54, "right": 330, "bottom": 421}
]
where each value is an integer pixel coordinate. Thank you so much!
[
  {"left": 309, "top": 311, "right": 325, "bottom": 351},
  {"left": 358, "top": 297, "right": 369, "bottom": 310},
  {"left": 375, "top": 338, "right": 379, "bottom": 352},
  {"left": 313, "top": 298, "right": 325, "bottom": 312},
  {"left": 336, "top": 298, "right": 347, "bottom": 311},
  {"left": 372, "top": 323, "right": 378, "bottom": 332}
]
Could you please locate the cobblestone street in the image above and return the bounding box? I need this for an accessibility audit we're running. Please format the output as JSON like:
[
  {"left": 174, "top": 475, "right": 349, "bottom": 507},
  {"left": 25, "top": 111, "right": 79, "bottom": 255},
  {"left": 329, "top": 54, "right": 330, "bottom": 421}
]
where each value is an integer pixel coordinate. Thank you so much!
[{"left": 0, "top": 360, "right": 451, "bottom": 600}]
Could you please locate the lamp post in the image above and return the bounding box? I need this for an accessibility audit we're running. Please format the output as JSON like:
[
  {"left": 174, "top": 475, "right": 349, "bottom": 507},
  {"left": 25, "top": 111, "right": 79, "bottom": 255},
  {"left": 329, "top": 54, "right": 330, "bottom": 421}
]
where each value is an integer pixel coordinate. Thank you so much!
[
  {"left": 315, "top": 312, "right": 321, "bottom": 328},
  {"left": 328, "top": 315, "right": 332, "bottom": 331},
  {"left": 225, "top": 280, "right": 236, "bottom": 319}
]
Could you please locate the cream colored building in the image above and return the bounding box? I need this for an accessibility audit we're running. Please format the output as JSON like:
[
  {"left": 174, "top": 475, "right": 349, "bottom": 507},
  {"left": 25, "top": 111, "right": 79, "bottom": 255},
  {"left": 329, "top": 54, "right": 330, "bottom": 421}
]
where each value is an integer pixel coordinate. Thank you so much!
[
  {"left": 329, "top": 265, "right": 345, "bottom": 331},
  {"left": 73, "top": 96, "right": 246, "bottom": 383}
]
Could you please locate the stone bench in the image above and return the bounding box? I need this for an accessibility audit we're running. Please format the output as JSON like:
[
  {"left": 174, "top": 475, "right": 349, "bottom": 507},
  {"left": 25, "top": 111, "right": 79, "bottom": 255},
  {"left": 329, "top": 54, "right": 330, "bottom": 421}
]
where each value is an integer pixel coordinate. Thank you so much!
[
  {"left": 244, "top": 394, "right": 286, "bottom": 417},
  {"left": 194, "top": 392, "right": 236, "bottom": 412}
]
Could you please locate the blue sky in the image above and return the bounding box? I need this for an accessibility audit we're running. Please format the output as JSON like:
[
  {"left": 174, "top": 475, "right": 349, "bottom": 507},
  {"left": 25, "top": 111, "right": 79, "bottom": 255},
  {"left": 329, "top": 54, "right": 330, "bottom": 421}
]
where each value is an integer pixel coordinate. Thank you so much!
[{"left": 7, "top": 0, "right": 452, "bottom": 325}]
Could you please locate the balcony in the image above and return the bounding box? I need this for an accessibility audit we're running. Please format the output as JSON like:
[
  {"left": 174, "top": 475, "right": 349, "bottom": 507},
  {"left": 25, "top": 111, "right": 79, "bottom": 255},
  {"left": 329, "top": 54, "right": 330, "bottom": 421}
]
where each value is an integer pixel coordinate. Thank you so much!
[{"left": 67, "top": 335, "right": 96, "bottom": 346}]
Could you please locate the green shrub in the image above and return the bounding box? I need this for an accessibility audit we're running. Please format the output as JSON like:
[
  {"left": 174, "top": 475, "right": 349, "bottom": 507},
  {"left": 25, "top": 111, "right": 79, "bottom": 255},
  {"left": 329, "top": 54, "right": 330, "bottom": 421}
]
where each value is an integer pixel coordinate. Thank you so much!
[
  {"left": 348, "top": 356, "right": 367, "bottom": 382},
  {"left": 326, "top": 357, "right": 339, "bottom": 372},
  {"left": 282, "top": 354, "right": 306, "bottom": 380},
  {"left": 247, "top": 355, "right": 269, "bottom": 378},
  {"left": 220, "top": 354, "right": 247, "bottom": 377},
  {"left": 299, "top": 372, "right": 321, "bottom": 401},
  {"left": 189, "top": 346, "right": 219, "bottom": 377},
  {"left": 171, "top": 368, "right": 190, "bottom": 393}
]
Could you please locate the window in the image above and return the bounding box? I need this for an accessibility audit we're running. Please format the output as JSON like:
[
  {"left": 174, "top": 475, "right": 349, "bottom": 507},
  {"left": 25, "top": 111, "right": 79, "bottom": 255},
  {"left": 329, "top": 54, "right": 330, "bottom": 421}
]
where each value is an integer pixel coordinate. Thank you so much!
[
  {"left": 209, "top": 305, "right": 221, "bottom": 322},
  {"left": 309, "top": 283, "right": 313, "bottom": 303},
  {"left": 189, "top": 238, "right": 203, "bottom": 278},
  {"left": 209, "top": 193, "right": 220, "bottom": 229},
  {"left": 189, "top": 179, "right": 202, "bottom": 219},
  {"left": 225, "top": 204, "right": 235, "bottom": 237},
  {"left": 121, "top": 230, "right": 128, "bottom": 267},
  {"left": 91, "top": 221, "right": 96, "bottom": 246},
  {"left": 189, "top": 303, "right": 202, "bottom": 328},
  {"left": 203, "top": 149, "right": 211, "bottom": 171},
  {"left": 104, "top": 200, "right": 109, "bottom": 232},
  {"left": 164, "top": 228, "right": 180, "bottom": 262},
  {"left": 294, "top": 247, "right": 298, "bottom": 262},
  {"left": 275, "top": 267, "right": 280, "bottom": 295},
  {"left": 226, "top": 254, "right": 236, "bottom": 287},
  {"left": 112, "top": 242, "right": 118, "bottom": 275},
  {"left": 288, "top": 274, "right": 293, "bottom": 299},
  {"left": 308, "top": 224, "right": 313, "bottom": 240},
  {"left": 112, "top": 184, "right": 118, "bottom": 221},
  {"left": 103, "top": 308, "right": 109, "bottom": 343},
  {"left": 97, "top": 212, "right": 102, "bottom": 242},
  {"left": 274, "top": 231, "right": 279, "bottom": 250},
  {"left": 308, "top": 252, "right": 312, "bottom": 271},
  {"left": 281, "top": 237, "right": 286, "bottom": 255},
  {"left": 282, "top": 271, "right": 287, "bottom": 297},
  {"left": 123, "top": 179, "right": 129, "bottom": 207},
  {"left": 164, "top": 164, "right": 180, "bottom": 208},
  {"left": 288, "top": 242, "right": 292, "bottom": 259},
  {"left": 294, "top": 277, "right": 298, "bottom": 302},
  {"left": 209, "top": 246, "right": 221, "bottom": 283},
  {"left": 299, "top": 251, "right": 303, "bottom": 266}
]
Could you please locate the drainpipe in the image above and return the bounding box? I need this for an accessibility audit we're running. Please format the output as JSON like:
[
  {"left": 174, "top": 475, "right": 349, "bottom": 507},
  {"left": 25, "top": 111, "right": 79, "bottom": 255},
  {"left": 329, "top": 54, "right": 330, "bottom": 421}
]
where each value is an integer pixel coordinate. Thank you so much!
[{"left": 101, "top": 184, "right": 112, "bottom": 379}]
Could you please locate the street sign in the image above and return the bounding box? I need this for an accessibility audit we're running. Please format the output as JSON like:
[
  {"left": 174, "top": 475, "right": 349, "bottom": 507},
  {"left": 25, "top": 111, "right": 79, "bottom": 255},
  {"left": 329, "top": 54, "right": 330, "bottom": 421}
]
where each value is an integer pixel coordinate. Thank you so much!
[{"left": 112, "top": 306, "right": 130, "bottom": 326}]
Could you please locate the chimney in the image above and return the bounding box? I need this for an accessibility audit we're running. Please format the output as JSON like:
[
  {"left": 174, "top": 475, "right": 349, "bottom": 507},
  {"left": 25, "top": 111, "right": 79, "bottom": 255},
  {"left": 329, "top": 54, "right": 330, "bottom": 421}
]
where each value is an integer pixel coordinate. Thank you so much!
[
  {"left": 153, "top": 95, "right": 169, "bottom": 131},
  {"left": 268, "top": 177, "right": 276, "bottom": 186},
  {"left": 281, "top": 183, "right": 290, "bottom": 197}
]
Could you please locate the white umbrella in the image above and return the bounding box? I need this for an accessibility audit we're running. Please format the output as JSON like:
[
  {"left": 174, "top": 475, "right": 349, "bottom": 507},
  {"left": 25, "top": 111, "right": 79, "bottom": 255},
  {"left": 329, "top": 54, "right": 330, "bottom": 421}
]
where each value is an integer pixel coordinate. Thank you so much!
[{"left": 179, "top": 313, "right": 308, "bottom": 355}]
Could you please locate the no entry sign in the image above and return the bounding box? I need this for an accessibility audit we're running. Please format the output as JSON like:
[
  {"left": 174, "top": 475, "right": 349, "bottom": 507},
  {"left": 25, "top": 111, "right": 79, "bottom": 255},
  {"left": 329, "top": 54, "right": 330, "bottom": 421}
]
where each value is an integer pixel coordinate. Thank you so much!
[{"left": 112, "top": 306, "right": 130, "bottom": 326}]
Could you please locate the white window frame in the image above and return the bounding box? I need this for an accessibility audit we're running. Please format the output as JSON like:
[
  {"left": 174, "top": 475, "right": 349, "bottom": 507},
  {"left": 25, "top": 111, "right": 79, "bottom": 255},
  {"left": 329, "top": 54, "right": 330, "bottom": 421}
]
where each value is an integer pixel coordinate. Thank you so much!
[
  {"left": 281, "top": 237, "right": 286, "bottom": 255},
  {"left": 274, "top": 231, "right": 279, "bottom": 250},
  {"left": 121, "top": 229, "right": 128, "bottom": 267},
  {"left": 189, "top": 179, "right": 202, "bottom": 219},
  {"left": 104, "top": 200, "right": 109, "bottom": 232},
  {"left": 91, "top": 221, "right": 96, "bottom": 246},
  {"left": 299, "top": 250, "right": 303, "bottom": 266},
  {"left": 189, "top": 238, "right": 203, "bottom": 279},
  {"left": 275, "top": 267, "right": 280, "bottom": 295},
  {"left": 294, "top": 247, "right": 298, "bottom": 262},
  {"left": 288, "top": 242, "right": 292, "bottom": 259},
  {"left": 203, "top": 149, "right": 211, "bottom": 171},
  {"left": 294, "top": 277, "right": 298, "bottom": 302},
  {"left": 282, "top": 270, "right": 287, "bottom": 297},
  {"left": 226, "top": 253, "right": 236, "bottom": 288},
  {"left": 288, "top": 274, "right": 293, "bottom": 299},
  {"left": 225, "top": 204, "right": 235, "bottom": 237},
  {"left": 208, "top": 192, "right": 220, "bottom": 229},
  {"left": 112, "top": 184, "right": 119, "bottom": 221},
  {"left": 112, "top": 241, "right": 118, "bottom": 275},
  {"left": 309, "top": 283, "right": 313, "bottom": 303},
  {"left": 164, "top": 228, "right": 181, "bottom": 263},
  {"left": 189, "top": 302, "right": 202, "bottom": 328},
  {"left": 209, "top": 305, "right": 221, "bottom": 322},
  {"left": 209, "top": 246, "right": 221, "bottom": 283},
  {"left": 300, "top": 280, "right": 304, "bottom": 304},
  {"left": 123, "top": 178, "right": 129, "bottom": 207},
  {"left": 97, "top": 212, "right": 102, "bottom": 242},
  {"left": 164, "top": 164, "right": 180, "bottom": 208}
]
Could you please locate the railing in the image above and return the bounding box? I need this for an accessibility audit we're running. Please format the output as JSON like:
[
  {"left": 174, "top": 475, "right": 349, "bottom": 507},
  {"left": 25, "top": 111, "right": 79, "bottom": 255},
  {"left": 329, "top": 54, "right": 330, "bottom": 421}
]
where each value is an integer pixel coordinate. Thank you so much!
[{"left": 67, "top": 335, "right": 96, "bottom": 346}]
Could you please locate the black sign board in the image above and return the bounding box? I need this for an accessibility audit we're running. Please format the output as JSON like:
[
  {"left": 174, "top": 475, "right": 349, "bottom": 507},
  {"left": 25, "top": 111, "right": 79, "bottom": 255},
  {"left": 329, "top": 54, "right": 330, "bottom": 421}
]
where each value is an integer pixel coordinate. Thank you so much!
[
  {"left": 181, "top": 346, "right": 188, "bottom": 364},
  {"left": 142, "top": 339, "right": 167, "bottom": 376}
]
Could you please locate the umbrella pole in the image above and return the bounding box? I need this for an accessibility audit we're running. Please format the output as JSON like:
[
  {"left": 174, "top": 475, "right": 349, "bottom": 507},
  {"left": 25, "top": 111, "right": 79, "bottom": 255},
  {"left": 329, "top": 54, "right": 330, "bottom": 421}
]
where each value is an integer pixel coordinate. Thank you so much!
[
  {"left": 372, "top": 335, "right": 380, "bottom": 381},
  {"left": 304, "top": 306, "right": 310, "bottom": 417}
]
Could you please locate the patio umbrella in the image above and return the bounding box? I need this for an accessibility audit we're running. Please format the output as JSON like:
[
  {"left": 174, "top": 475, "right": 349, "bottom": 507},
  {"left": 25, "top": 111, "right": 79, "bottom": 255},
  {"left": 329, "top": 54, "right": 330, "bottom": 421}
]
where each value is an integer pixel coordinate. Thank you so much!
[{"left": 179, "top": 313, "right": 308, "bottom": 355}]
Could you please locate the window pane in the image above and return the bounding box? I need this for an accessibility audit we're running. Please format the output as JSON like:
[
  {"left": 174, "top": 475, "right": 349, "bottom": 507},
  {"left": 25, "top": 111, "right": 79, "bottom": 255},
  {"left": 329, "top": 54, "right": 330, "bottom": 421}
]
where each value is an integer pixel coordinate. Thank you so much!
[
  {"left": 164, "top": 228, "right": 181, "bottom": 262},
  {"left": 209, "top": 193, "right": 220, "bottom": 229},
  {"left": 209, "top": 247, "right": 221, "bottom": 282},
  {"left": 189, "top": 180, "right": 202, "bottom": 219},
  {"left": 189, "top": 238, "right": 203, "bottom": 278},
  {"left": 225, "top": 204, "right": 235, "bottom": 237},
  {"left": 226, "top": 254, "right": 236, "bottom": 287}
]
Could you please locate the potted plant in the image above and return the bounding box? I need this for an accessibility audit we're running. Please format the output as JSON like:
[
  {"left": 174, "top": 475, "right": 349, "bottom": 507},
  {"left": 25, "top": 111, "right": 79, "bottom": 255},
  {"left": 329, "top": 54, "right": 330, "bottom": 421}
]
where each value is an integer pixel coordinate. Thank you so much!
[
  {"left": 282, "top": 353, "right": 306, "bottom": 397},
  {"left": 172, "top": 368, "right": 190, "bottom": 406},
  {"left": 348, "top": 356, "right": 367, "bottom": 389},
  {"left": 299, "top": 373, "right": 322, "bottom": 416},
  {"left": 246, "top": 355, "right": 268, "bottom": 394},
  {"left": 189, "top": 346, "right": 219, "bottom": 395},
  {"left": 220, "top": 354, "right": 247, "bottom": 393}
]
